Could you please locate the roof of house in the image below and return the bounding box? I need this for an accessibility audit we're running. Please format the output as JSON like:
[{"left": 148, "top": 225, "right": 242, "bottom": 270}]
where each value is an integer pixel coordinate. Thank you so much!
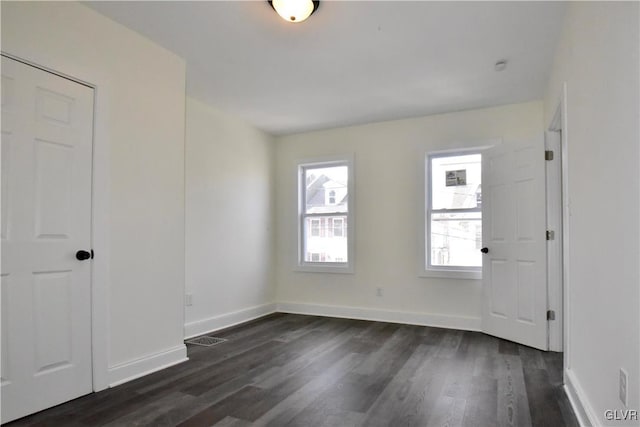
[{"left": 306, "top": 174, "right": 348, "bottom": 214}]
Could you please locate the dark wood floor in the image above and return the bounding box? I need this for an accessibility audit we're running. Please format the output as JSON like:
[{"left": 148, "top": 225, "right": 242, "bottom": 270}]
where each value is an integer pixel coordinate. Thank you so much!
[{"left": 7, "top": 313, "right": 578, "bottom": 427}]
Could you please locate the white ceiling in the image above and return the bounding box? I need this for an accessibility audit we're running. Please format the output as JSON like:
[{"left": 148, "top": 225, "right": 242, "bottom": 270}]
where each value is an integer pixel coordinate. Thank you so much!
[{"left": 87, "top": 1, "right": 566, "bottom": 135}]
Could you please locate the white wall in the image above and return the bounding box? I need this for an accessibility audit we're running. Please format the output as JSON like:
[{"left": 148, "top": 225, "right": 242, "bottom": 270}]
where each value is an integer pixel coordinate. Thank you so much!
[
  {"left": 544, "top": 2, "right": 640, "bottom": 425},
  {"left": 185, "top": 97, "right": 276, "bottom": 338},
  {"left": 2, "top": 2, "right": 187, "bottom": 388},
  {"left": 275, "top": 102, "right": 543, "bottom": 329}
]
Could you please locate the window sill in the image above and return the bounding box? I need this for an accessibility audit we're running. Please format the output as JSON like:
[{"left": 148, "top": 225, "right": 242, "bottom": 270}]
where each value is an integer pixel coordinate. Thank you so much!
[
  {"left": 420, "top": 269, "right": 481, "bottom": 280},
  {"left": 295, "top": 263, "right": 354, "bottom": 274}
]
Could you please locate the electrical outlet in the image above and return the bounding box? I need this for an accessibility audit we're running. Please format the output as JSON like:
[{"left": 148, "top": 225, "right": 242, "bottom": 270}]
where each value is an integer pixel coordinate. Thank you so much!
[
  {"left": 620, "top": 368, "right": 628, "bottom": 406},
  {"left": 376, "top": 287, "right": 383, "bottom": 297},
  {"left": 185, "top": 293, "right": 193, "bottom": 307}
]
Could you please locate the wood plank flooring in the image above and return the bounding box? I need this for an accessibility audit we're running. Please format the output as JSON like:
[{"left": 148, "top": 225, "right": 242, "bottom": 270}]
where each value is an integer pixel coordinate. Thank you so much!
[{"left": 6, "top": 313, "right": 578, "bottom": 427}]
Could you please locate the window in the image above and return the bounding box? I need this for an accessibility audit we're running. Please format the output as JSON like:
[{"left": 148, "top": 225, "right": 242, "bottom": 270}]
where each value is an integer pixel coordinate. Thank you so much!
[
  {"left": 298, "top": 157, "right": 353, "bottom": 272},
  {"left": 332, "top": 218, "right": 344, "bottom": 237},
  {"left": 424, "top": 151, "right": 482, "bottom": 279},
  {"left": 310, "top": 218, "right": 321, "bottom": 237}
]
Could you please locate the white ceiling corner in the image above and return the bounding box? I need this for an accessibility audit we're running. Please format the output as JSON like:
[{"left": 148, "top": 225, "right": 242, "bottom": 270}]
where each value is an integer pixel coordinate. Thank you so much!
[{"left": 86, "top": 1, "right": 567, "bottom": 135}]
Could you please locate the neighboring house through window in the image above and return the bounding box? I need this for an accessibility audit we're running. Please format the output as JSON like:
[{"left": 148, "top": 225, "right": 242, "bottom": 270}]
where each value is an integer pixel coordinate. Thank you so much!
[{"left": 298, "top": 157, "right": 354, "bottom": 273}]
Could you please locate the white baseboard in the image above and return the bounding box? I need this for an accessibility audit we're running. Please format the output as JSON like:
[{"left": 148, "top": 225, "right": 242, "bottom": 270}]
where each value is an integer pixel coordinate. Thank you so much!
[
  {"left": 276, "top": 302, "right": 482, "bottom": 331},
  {"left": 564, "top": 368, "right": 598, "bottom": 427},
  {"left": 184, "top": 303, "right": 277, "bottom": 339},
  {"left": 108, "top": 344, "right": 188, "bottom": 388}
]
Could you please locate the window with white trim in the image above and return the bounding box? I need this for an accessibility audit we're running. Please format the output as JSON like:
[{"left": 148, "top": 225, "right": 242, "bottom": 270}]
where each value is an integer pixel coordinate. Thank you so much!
[
  {"left": 328, "top": 190, "right": 336, "bottom": 205},
  {"left": 332, "top": 218, "right": 344, "bottom": 237},
  {"left": 310, "top": 218, "right": 321, "bottom": 237},
  {"left": 425, "top": 151, "right": 482, "bottom": 275},
  {"left": 299, "top": 159, "right": 353, "bottom": 272}
]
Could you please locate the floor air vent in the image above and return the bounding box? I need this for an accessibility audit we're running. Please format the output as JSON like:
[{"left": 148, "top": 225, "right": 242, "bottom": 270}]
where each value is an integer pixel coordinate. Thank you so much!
[{"left": 185, "top": 336, "right": 227, "bottom": 347}]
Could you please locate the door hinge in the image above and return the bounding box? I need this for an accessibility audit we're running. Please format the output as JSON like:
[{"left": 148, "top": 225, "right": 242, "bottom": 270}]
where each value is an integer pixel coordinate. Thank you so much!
[
  {"left": 547, "top": 310, "right": 556, "bottom": 321},
  {"left": 545, "top": 150, "right": 554, "bottom": 161},
  {"left": 546, "top": 230, "right": 555, "bottom": 240}
]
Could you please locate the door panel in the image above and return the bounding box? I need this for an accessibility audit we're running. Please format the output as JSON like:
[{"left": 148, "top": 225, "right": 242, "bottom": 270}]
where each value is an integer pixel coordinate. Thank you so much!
[
  {"left": 1, "top": 132, "right": 11, "bottom": 240},
  {"left": 490, "top": 185, "right": 509, "bottom": 240},
  {"left": 1, "top": 274, "right": 10, "bottom": 386},
  {"left": 490, "top": 259, "right": 509, "bottom": 317},
  {"left": 516, "top": 260, "right": 535, "bottom": 323},
  {"left": 482, "top": 137, "right": 548, "bottom": 350},
  {"left": 34, "top": 139, "right": 74, "bottom": 238},
  {"left": 33, "top": 270, "right": 73, "bottom": 373},
  {"left": 1, "top": 56, "right": 94, "bottom": 423},
  {"left": 515, "top": 180, "right": 536, "bottom": 240}
]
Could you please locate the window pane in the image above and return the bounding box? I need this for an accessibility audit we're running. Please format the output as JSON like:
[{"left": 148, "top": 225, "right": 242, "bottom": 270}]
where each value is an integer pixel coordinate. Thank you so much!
[
  {"left": 430, "top": 212, "right": 481, "bottom": 267},
  {"left": 305, "top": 166, "right": 348, "bottom": 214},
  {"left": 304, "top": 215, "right": 348, "bottom": 263},
  {"left": 431, "top": 154, "right": 481, "bottom": 210},
  {"left": 332, "top": 218, "right": 344, "bottom": 237},
  {"left": 310, "top": 218, "right": 320, "bottom": 236}
]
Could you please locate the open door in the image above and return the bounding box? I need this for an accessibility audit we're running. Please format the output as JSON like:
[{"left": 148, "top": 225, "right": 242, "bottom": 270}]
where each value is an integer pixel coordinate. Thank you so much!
[{"left": 481, "top": 137, "right": 548, "bottom": 350}]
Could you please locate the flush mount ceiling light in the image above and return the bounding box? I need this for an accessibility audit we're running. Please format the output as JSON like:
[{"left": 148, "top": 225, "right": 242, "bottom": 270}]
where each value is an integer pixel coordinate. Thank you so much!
[{"left": 269, "top": 0, "right": 319, "bottom": 23}]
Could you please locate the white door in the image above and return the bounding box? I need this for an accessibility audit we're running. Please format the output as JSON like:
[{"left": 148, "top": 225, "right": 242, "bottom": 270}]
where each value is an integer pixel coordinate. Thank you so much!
[
  {"left": 481, "top": 137, "right": 548, "bottom": 350},
  {"left": 1, "top": 56, "right": 94, "bottom": 423}
]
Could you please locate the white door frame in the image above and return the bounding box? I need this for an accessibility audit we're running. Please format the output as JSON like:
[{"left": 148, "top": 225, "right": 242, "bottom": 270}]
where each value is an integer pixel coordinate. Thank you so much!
[
  {"left": 1, "top": 52, "right": 111, "bottom": 392},
  {"left": 548, "top": 83, "right": 571, "bottom": 368},
  {"left": 545, "top": 130, "right": 563, "bottom": 352}
]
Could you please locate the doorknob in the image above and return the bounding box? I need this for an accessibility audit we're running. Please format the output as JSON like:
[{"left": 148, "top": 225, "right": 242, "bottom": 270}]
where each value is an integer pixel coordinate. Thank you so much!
[
  {"left": 480, "top": 247, "right": 489, "bottom": 254},
  {"left": 76, "top": 250, "right": 91, "bottom": 261}
]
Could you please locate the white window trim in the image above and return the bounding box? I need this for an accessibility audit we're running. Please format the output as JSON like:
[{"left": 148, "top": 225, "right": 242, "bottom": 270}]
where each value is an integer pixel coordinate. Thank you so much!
[
  {"left": 420, "top": 145, "right": 495, "bottom": 280},
  {"left": 295, "top": 154, "right": 355, "bottom": 274}
]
